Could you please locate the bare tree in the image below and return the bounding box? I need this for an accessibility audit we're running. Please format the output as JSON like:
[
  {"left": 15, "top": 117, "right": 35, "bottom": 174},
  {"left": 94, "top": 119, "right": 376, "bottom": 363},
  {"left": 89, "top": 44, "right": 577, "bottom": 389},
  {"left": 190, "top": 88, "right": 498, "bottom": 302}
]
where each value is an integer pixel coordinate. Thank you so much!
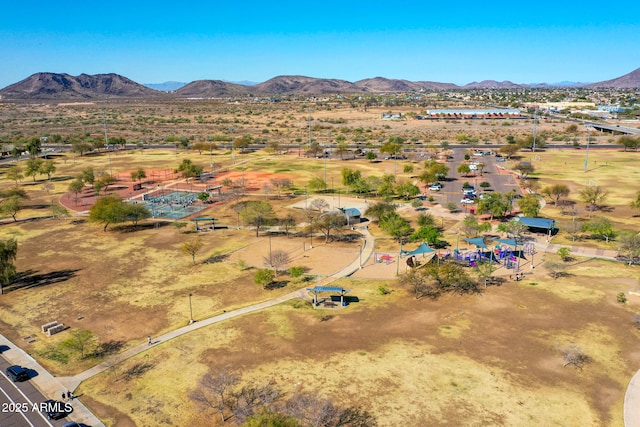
[
  {"left": 182, "top": 237, "right": 204, "bottom": 265},
  {"left": 309, "top": 198, "right": 330, "bottom": 213},
  {"left": 190, "top": 369, "right": 239, "bottom": 423},
  {"left": 558, "top": 343, "right": 589, "bottom": 368},
  {"left": 270, "top": 178, "right": 292, "bottom": 198},
  {"left": 399, "top": 268, "right": 437, "bottom": 300},
  {"left": 544, "top": 261, "right": 566, "bottom": 279},
  {"left": 263, "top": 249, "right": 291, "bottom": 275}
]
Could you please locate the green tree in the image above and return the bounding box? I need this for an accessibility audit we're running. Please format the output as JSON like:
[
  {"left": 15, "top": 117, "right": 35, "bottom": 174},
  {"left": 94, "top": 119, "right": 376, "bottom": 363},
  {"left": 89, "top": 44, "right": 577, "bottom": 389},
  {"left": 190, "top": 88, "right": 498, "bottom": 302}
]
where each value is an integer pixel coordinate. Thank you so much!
[
  {"left": 25, "top": 158, "right": 44, "bottom": 182},
  {"left": 125, "top": 203, "right": 151, "bottom": 227},
  {"left": 514, "top": 162, "right": 535, "bottom": 179},
  {"left": 39, "top": 160, "right": 56, "bottom": 180},
  {"left": 81, "top": 168, "right": 95, "bottom": 185},
  {"left": 254, "top": 269, "right": 276, "bottom": 288},
  {"left": 6, "top": 165, "right": 24, "bottom": 186},
  {"left": 379, "top": 212, "right": 413, "bottom": 242},
  {"left": 395, "top": 182, "right": 420, "bottom": 200},
  {"left": 517, "top": 194, "right": 541, "bottom": 217},
  {"left": 541, "top": 184, "right": 570, "bottom": 205},
  {"left": 365, "top": 151, "right": 377, "bottom": 162},
  {"left": 182, "top": 237, "right": 204, "bottom": 265},
  {"left": 579, "top": 185, "right": 608, "bottom": 218},
  {"left": 477, "top": 192, "right": 508, "bottom": 220},
  {"left": 131, "top": 168, "right": 147, "bottom": 182},
  {"left": 335, "top": 141, "right": 349, "bottom": 160},
  {"left": 0, "top": 238, "right": 18, "bottom": 295},
  {"left": 457, "top": 163, "right": 471, "bottom": 176},
  {"left": 197, "top": 192, "right": 210, "bottom": 203},
  {"left": 364, "top": 201, "right": 397, "bottom": 222},
  {"left": 411, "top": 225, "right": 441, "bottom": 245},
  {"left": 557, "top": 247, "right": 572, "bottom": 262},
  {"left": 68, "top": 179, "right": 85, "bottom": 204},
  {"left": 582, "top": 216, "right": 616, "bottom": 243},
  {"left": 175, "top": 159, "right": 204, "bottom": 182},
  {"left": 240, "top": 201, "right": 277, "bottom": 237},
  {"left": 499, "top": 144, "right": 519, "bottom": 159},
  {"left": 61, "top": 330, "right": 96, "bottom": 359},
  {"left": 89, "top": 195, "right": 128, "bottom": 231},
  {"left": 307, "top": 176, "right": 326, "bottom": 193},
  {"left": 461, "top": 215, "right": 490, "bottom": 237},
  {"left": 0, "top": 196, "right": 24, "bottom": 222},
  {"left": 94, "top": 175, "right": 117, "bottom": 195},
  {"left": 617, "top": 135, "right": 639, "bottom": 152},
  {"left": 25, "top": 138, "right": 42, "bottom": 157}
]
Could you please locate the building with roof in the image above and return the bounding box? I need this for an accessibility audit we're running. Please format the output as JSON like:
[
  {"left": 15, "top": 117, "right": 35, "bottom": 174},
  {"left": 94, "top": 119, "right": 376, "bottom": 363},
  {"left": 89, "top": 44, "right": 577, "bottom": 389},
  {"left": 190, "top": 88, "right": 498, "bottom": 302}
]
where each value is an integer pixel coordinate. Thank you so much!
[{"left": 421, "top": 109, "right": 521, "bottom": 119}]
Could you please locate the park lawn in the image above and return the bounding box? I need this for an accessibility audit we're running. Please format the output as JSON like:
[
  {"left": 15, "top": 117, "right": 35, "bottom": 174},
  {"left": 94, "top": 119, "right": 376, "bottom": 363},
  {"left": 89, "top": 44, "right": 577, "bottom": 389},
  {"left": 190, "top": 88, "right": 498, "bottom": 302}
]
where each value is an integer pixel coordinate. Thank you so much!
[{"left": 76, "top": 260, "right": 638, "bottom": 426}]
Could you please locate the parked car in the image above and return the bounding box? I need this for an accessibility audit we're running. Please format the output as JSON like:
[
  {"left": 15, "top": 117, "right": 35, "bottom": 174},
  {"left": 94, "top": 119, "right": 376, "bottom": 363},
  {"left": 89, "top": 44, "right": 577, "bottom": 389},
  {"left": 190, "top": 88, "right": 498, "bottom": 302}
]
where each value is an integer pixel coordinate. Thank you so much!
[
  {"left": 62, "top": 423, "right": 81, "bottom": 427},
  {"left": 6, "top": 365, "right": 29, "bottom": 382},
  {"left": 462, "top": 186, "right": 475, "bottom": 193},
  {"left": 429, "top": 183, "right": 443, "bottom": 191},
  {"left": 43, "top": 399, "right": 72, "bottom": 420},
  {"left": 460, "top": 198, "right": 475, "bottom": 205}
]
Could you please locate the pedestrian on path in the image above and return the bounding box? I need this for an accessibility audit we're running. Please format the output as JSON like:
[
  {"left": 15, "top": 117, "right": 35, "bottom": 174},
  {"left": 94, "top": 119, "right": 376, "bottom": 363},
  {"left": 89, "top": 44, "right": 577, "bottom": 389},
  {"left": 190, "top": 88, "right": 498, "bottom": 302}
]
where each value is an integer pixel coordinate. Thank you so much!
[
  {"left": 67, "top": 390, "right": 73, "bottom": 400},
  {"left": 147, "top": 336, "right": 152, "bottom": 346},
  {"left": 61, "top": 391, "right": 66, "bottom": 401}
]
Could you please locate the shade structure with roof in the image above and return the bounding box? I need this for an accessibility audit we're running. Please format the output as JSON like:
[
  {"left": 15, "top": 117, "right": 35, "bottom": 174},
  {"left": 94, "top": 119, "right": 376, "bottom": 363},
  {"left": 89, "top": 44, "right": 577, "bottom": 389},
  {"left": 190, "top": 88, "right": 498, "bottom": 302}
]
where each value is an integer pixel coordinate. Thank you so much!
[
  {"left": 401, "top": 242, "right": 435, "bottom": 257},
  {"left": 307, "top": 286, "right": 351, "bottom": 307},
  {"left": 516, "top": 216, "right": 556, "bottom": 237}
]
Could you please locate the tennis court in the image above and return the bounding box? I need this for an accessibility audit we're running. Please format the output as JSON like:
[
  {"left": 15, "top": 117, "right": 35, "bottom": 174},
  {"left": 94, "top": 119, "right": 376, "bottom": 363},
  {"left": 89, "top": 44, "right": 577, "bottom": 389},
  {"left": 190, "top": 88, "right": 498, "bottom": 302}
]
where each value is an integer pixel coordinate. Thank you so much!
[{"left": 137, "top": 190, "right": 207, "bottom": 219}]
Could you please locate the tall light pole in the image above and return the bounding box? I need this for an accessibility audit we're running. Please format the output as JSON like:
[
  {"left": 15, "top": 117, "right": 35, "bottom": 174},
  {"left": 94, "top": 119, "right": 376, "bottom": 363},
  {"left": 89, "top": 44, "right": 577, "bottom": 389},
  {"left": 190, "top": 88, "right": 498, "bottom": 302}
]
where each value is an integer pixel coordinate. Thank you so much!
[
  {"left": 359, "top": 242, "right": 363, "bottom": 269},
  {"left": 531, "top": 107, "right": 538, "bottom": 152},
  {"left": 103, "top": 109, "right": 112, "bottom": 177},
  {"left": 188, "top": 293, "right": 194, "bottom": 324},
  {"left": 230, "top": 127, "right": 235, "bottom": 165},
  {"left": 584, "top": 126, "right": 592, "bottom": 172},
  {"left": 209, "top": 141, "right": 213, "bottom": 171}
]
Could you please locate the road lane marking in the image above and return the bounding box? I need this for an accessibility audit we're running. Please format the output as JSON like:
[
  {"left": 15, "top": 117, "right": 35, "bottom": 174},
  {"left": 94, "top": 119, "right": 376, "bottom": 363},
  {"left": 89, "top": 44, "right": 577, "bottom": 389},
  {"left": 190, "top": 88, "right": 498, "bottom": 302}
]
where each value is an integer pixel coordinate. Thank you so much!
[{"left": 0, "top": 371, "right": 53, "bottom": 426}]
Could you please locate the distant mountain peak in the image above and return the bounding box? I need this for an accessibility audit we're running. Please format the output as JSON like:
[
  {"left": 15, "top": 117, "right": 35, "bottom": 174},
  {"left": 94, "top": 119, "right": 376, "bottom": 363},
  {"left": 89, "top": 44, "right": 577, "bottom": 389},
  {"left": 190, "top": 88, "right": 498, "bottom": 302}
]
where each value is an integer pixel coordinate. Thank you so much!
[{"left": 0, "top": 72, "right": 164, "bottom": 100}]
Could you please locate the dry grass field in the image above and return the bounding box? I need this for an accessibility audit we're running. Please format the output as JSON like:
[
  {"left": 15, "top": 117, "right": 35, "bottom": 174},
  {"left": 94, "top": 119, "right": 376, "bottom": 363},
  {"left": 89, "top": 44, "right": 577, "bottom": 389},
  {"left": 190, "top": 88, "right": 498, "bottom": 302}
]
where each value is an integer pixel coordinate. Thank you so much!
[{"left": 0, "top": 100, "right": 639, "bottom": 426}]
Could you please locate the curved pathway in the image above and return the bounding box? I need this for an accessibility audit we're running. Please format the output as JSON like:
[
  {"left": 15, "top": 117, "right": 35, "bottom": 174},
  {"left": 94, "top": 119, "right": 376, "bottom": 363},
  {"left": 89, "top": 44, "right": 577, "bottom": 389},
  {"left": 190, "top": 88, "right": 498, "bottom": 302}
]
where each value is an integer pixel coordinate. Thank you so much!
[{"left": 59, "top": 226, "right": 375, "bottom": 391}]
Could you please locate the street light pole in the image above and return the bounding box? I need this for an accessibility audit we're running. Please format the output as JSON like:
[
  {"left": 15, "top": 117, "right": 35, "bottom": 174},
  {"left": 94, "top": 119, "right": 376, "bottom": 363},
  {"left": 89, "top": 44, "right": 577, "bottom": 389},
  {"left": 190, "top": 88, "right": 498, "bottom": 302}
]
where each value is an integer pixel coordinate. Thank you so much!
[
  {"left": 584, "top": 126, "right": 592, "bottom": 172},
  {"left": 359, "top": 242, "right": 363, "bottom": 269},
  {"left": 209, "top": 141, "right": 213, "bottom": 171},
  {"left": 188, "top": 293, "right": 194, "bottom": 324}
]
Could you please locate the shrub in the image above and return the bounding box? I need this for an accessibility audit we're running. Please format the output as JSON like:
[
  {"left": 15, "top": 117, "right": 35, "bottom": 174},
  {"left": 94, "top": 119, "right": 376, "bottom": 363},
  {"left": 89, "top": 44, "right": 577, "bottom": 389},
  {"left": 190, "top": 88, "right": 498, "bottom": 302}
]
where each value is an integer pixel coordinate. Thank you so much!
[{"left": 617, "top": 292, "right": 627, "bottom": 304}]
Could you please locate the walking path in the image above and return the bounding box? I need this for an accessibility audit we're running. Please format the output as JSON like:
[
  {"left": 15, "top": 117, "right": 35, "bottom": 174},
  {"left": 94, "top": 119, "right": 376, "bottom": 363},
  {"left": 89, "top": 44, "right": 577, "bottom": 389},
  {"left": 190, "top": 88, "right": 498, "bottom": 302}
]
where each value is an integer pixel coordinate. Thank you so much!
[
  {"left": 5, "top": 226, "right": 638, "bottom": 425},
  {"left": 0, "top": 225, "right": 376, "bottom": 426}
]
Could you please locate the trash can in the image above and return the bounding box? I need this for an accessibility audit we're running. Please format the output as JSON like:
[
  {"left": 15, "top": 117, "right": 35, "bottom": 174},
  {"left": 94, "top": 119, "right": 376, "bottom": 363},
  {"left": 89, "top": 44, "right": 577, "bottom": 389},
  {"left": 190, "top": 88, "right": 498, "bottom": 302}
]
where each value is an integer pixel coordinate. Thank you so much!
[{"left": 470, "top": 207, "right": 475, "bottom": 215}]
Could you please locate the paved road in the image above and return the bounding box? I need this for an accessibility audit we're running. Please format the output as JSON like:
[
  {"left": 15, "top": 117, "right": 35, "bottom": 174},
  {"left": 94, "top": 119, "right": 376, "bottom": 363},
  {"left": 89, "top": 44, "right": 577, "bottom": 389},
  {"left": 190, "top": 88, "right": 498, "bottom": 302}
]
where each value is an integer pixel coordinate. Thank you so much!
[{"left": 0, "top": 354, "right": 73, "bottom": 427}]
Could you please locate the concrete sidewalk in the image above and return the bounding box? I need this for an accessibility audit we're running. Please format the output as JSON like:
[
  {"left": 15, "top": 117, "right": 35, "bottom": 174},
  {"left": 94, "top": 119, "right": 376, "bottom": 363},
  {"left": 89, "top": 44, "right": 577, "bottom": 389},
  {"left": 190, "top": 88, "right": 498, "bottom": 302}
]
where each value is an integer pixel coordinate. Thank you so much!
[
  {"left": 0, "top": 334, "right": 105, "bottom": 427},
  {"left": 625, "top": 369, "right": 640, "bottom": 427}
]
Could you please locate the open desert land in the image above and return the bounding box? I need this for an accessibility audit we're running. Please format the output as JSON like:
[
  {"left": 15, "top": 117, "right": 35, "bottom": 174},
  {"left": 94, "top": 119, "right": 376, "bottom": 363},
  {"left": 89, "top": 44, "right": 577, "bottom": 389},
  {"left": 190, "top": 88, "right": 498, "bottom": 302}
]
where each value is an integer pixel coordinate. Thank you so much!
[{"left": 0, "top": 100, "right": 639, "bottom": 426}]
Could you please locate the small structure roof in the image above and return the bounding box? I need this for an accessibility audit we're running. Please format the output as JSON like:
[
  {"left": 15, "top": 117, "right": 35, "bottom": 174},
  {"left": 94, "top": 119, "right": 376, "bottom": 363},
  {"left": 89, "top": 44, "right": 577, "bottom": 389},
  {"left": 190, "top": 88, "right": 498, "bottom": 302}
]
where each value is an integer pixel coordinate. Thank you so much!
[
  {"left": 306, "top": 286, "right": 350, "bottom": 294},
  {"left": 516, "top": 216, "right": 555, "bottom": 230},
  {"left": 463, "top": 237, "right": 488, "bottom": 249},
  {"left": 494, "top": 238, "right": 520, "bottom": 247},
  {"left": 402, "top": 242, "right": 435, "bottom": 256}
]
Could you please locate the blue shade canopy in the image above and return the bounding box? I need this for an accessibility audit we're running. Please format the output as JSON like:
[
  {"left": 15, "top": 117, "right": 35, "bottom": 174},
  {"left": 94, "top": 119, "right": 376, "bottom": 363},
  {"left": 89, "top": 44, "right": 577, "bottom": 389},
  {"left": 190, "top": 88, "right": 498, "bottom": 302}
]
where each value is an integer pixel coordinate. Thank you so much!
[
  {"left": 402, "top": 243, "right": 436, "bottom": 256},
  {"left": 494, "top": 238, "right": 520, "bottom": 247},
  {"left": 463, "top": 237, "right": 488, "bottom": 249},
  {"left": 516, "top": 217, "right": 555, "bottom": 230}
]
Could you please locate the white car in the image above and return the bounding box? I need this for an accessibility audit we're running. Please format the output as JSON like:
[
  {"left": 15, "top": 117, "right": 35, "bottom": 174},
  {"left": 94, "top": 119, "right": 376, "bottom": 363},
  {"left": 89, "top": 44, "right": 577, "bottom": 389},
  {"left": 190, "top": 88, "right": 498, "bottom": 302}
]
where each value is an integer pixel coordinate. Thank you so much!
[
  {"left": 429, "top": 183, "right": 442, "bottom": 191},
  {"left": 460, "top": 198, "right": 475, "bottom": 205}
]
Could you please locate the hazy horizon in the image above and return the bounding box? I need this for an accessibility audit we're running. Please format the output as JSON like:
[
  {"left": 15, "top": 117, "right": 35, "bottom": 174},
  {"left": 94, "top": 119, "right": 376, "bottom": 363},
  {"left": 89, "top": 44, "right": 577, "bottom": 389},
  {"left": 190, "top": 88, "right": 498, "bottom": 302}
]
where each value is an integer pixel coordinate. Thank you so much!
[{"left": 2, "top": 1, "right": 639, "bottom": 88}]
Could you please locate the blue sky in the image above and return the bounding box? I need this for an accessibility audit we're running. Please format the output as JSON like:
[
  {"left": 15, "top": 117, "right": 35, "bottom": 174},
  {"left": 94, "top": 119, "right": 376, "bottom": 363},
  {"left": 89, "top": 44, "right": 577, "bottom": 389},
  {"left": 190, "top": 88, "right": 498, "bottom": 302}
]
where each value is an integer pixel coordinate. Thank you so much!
[{"left": 2, "top": 1, "right": 640, "bottom": 89}]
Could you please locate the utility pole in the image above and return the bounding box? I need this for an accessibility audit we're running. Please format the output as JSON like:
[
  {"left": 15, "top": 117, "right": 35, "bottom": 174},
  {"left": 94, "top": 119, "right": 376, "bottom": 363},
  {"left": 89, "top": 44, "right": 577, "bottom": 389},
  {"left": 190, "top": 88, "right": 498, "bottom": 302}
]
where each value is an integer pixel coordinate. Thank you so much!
[
  {"left": 532, "top": 107, "right": 538, "bottom": 152},
  {"left": 103, "top": 109, "right": 112, "bottom": 177}
]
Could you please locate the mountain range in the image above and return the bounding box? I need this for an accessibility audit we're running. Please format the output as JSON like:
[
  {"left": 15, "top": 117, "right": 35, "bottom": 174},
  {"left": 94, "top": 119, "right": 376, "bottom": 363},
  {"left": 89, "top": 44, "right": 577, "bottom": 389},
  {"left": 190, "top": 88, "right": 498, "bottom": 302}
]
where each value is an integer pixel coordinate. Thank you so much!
[{"left": 1, "top": 68, "right": 639, "bottom": 101}]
